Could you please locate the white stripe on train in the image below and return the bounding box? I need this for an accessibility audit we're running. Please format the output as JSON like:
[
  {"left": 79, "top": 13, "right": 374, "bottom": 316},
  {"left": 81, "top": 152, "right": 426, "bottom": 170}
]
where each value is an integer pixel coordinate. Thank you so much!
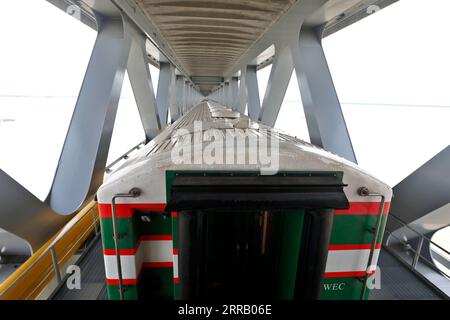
[
  {"left": 104, "top": 240, "right": 173, "bottom": 280},
  {"left": 325, "top": 249, "right": 380, "bottom": 274},
  {"left": 104, "top": 241, "right": 380, "bottom": 282}
]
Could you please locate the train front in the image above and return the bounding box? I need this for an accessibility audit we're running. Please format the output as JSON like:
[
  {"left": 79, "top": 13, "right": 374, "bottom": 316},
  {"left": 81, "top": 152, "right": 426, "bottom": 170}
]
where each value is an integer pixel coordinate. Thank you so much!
[{"left": 97, "top": 102, "right": 392, "bottom": 300}]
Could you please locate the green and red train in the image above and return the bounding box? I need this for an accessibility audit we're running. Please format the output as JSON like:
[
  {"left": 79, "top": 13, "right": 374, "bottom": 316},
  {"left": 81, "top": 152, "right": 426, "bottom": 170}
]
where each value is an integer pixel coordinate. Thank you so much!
[{"left": 97, "top": 101, "right": 392, "bottom": 300}]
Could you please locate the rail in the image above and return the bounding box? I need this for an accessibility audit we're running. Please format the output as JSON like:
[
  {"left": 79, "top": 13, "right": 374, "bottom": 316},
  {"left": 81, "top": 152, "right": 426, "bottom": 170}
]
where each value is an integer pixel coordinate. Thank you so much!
[
  {"left": 0, "top": 202, "right": 99, "bottom": 300},
  {"left": 357, "top": 187, "right": 386, "bottom": 300},
  {"left": 0, "top": 141, "right": 146, "bottom": 300},
  {"left": 106, "top": 141, "right": 146, "bottom": 173},
  {"left": 383, "top": 213, "right": 450, "bottom": 279}
]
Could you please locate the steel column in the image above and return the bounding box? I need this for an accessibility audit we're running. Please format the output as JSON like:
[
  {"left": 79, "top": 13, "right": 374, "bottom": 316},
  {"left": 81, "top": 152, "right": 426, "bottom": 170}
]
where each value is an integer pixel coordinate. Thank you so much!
[
  {"left": 231, "top": 77, "right": 239, "bottom": 111},
  {"left": 176, "top": 76, "right": 185, "bottom": 116},
  {"left": 156, "top": 62, "right": 175, "bottom": 127},
  {"left": 245, "top": 65, "right": 261, "bottom": 121},
  {"left": 224, "top": 82, "right": 231, "bottom": 107},
  {"left": 388, "top": 146, "right": 450, "bottom": 234},
  {"left": 188, "top": 84, "right": 192, "bottom": 110},
  {"left": 259, "top": 44, "right": 294, "bottom": 126},
  {"left": 185, "top": 83, "right": 188, "bottom": 111},
  {"left": 169, "top": 70, "right": 178, "bottom": 122},
  {"left": 0, "top": 170, "right": 69, "bottom": 251},
  {"left": 47, "top": 17, "right": 132, "bottom": 214},
  {"left": 126, "top": 25, "right": 160, "bottom": 142},
  {"left": 218, "top": 86, "right": 222, "bottom": 105},
  {"left": 292, "top": 27, "right": 357, "bottom": 163},
  {"left": 237, "top": 68, "right": 248, "bottom": 114}
]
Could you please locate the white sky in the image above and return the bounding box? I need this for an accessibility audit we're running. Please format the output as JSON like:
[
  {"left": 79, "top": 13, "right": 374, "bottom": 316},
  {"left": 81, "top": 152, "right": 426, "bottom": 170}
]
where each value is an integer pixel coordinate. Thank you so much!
[
  {"left": 261, "top": 0, "right": 450, "bottom": 186},
  {"left": 0, "top": 0, "right": 449, "bottom": 198}
]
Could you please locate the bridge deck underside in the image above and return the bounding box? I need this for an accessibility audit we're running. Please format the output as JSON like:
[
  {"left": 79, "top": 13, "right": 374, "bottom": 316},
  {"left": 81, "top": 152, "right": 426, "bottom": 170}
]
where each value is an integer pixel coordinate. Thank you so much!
[{"left": 135, "top": 0, "right": 295, "bottom": 92}]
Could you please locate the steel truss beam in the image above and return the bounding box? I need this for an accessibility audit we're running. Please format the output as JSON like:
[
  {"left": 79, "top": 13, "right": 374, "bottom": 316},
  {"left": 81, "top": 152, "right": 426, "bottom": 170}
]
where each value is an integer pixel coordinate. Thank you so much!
[
  {"left": 0, "top": 5, "right": 132, "bottom": 250},
  {"left": 48, "top": 15, "right": 132, "bottom": 214},
  {"left": 169, "top": 70, "right": 179, "bottom": 122},
  {"left": 156, "top": 62, "right": 176, "bottom": 127},
  {"left": 292, "top": 27, "right": 357, "bottom": 163},
  {"left": 245, "top": 65, "right": 261, "bottom": 120},
  {"left": 259, "top": 43, "right": 294, "bottom": 126},
  {"left": 237, "top": 68, "right": 248, "bottom": 113},
  {"left": 176, "top": 76, "right": 185, "bottom": 117},
  {"left": 231, "top": 77, "right": 239, "bottom": 111},
  {"left": 221, "top": 0, "right": 358, "bottom": 163},
  {"left": 126, "top": 23, "right": 161, "bottom": 142},
  {"left": 389, "top": 146, "right": 450, "bottom": 235},
  {"left": 224, "top": 81, "right": 231, "bottom": 107}
]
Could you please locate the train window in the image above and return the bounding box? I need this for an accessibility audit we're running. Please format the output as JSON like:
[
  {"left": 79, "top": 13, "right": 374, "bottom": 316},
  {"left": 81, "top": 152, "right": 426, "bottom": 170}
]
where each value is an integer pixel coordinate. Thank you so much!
[
  {"left": 322, "top": 0, "right": 450, "bottom": 186},
  {"left": 107, "top": 72, "right": 146, "bottom": 164},
  {"left": 0, "top": 0, "right": 97, "bottom": 200}
]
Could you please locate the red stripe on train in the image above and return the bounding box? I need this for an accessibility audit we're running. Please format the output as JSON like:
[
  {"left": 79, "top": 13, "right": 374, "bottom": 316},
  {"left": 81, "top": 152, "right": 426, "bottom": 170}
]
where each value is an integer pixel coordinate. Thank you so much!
[
  {"left": 106, "top": 278, "right": 139, "bottom": 286},
  {"left": 324, "top": 270, "right": 375, "bottom": 278},
  {"left": 143, "top": 262, "right": 174, "bottom": 268},
  {"left": 98, "top": 203, "right": 167, "bottom": 218},
  {"left": 328, "top": 244, "right": 382, "bottom": 251},
  {"left": 335, "top": 202, "right": 390, "bottom": 215}
]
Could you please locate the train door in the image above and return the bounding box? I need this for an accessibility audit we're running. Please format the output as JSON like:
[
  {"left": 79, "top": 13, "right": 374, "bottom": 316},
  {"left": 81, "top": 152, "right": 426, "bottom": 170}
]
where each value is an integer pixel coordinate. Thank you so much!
[{"left": 166, "top": 172, "right": 349, "bottom": 300}]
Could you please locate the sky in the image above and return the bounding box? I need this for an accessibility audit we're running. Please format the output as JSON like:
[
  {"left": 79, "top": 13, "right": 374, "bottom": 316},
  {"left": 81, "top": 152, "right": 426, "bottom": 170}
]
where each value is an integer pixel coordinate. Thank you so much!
[
  {"left": 0, "top": 0, "right": 449, "bottom": 196},
  {"left": 260, "top": 0, "right": 450, "bottom": 186}
]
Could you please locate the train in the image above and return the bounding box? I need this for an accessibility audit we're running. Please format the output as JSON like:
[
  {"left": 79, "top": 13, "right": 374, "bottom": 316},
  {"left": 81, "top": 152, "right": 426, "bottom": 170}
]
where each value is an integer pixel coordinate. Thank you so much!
[{"left": 97, "top": 101, "right": 392, "bottom": 300}]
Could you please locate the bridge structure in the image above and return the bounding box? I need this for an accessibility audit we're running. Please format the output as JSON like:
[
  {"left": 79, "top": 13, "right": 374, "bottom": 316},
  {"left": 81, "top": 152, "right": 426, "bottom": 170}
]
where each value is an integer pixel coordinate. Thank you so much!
[{"left": 0, "top": 0, "right": 449, "bottom": 300}]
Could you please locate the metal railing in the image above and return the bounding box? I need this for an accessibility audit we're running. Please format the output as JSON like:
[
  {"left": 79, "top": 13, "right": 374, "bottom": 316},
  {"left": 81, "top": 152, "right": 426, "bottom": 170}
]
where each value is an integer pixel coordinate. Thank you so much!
[
  {"left": 384, "top": 213, "right": 450, "bottom": 280},
  {"left": 106, "top": 141, "right": 146, "bottom": 173},
  {"left": 0, "top": 202, "right": 99, "bottom": 300},
  {"left": 357, "top": 187, "right": 386, "bottom": 300},
  {"left": 0, "top": 141, "right": 146, "bottom": 300},
  {"left": 25, "top": 205, "right": 100, "bottom": 300}
]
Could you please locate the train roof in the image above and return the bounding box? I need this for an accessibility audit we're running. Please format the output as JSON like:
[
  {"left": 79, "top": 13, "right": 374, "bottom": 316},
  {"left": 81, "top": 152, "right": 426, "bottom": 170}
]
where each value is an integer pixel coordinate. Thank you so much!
[{"left": 99, "top": 101, "right": 392, "bottom": 205}]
